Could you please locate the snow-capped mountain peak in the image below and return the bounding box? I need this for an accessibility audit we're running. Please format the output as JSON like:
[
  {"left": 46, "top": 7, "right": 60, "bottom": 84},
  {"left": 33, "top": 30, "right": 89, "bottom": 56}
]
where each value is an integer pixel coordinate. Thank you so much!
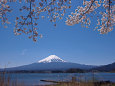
[{"left": 38, "top": 55, "right": 66, "bottom": 63}]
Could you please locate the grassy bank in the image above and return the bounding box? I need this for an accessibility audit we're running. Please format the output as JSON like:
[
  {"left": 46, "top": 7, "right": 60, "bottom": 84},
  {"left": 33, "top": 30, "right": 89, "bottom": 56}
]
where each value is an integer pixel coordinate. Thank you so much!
[
  {"left": 48, "top": 82, "right": 115, "bottom": 86},
  {"left": 0, "top": 72, "right": 26, "bottom": 86},
  {"left": 0, "top": 72, "right": 115, "bottom": 86}
]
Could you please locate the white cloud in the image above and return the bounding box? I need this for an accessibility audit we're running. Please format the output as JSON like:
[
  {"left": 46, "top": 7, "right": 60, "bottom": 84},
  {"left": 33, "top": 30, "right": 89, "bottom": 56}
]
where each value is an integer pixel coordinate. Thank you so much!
[{"left": 21, "top": 49, "right": 27, "bottom": 55}]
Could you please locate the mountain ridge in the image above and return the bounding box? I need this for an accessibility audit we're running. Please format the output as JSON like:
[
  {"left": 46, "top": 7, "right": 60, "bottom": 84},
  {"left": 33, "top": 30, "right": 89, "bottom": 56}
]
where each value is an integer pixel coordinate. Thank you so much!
[
  {"left": 3, "top": 55, "right": 96, "bottom": 71},
  {"left": 91, "top": 62, "right": 115, "bottom": 72}
]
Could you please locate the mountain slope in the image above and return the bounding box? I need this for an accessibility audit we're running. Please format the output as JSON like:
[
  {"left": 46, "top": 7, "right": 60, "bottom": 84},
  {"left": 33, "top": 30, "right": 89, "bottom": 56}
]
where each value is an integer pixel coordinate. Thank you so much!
[
  {"left": 91, "top": 62, "right": 115, "bottom": 72},
  {"left": 5, "top": 62, "right": 95, "bottom": 71},
  {"left": 5, "top": 55, "right": 96, "bottom": 71}
]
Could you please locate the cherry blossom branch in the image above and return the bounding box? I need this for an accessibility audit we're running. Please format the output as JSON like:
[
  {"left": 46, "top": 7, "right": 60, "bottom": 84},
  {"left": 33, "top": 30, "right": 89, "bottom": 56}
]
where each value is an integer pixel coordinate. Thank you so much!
[
  {"left": 66, "top": 0, "right": 114, "bottom": 34},
  {"left": 66, "top": 0, "right": 99, "bottom": 27},
  {"left": 14, "top": 0, "right": 71, "bottom": 41},
  {"left": 79, "top": 0, "right": 96, "bottom": 21},
  {"left": 98, "top": 0, "right": 115, "bottom": 34},
  {"left": 0, "top": 1, "right": 11, "bottom": 27},
  {"left": 107, "top": 0, "right": 111, "bottom": 28},
  {"left": 30, "top": 0, "right": 36, "bottom": 41}
]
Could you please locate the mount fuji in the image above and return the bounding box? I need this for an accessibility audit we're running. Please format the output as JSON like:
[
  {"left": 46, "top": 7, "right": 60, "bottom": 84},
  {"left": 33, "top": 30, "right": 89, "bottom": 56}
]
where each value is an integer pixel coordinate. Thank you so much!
[{"left": 5, "top": 55, "right": 96, "bottom": 71}]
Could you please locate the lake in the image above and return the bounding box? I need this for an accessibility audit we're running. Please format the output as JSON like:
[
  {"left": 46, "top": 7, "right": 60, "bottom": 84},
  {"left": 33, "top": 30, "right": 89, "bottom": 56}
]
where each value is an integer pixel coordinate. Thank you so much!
[{"left": 4, "top": 73, "right": 115, "bottom": 86}]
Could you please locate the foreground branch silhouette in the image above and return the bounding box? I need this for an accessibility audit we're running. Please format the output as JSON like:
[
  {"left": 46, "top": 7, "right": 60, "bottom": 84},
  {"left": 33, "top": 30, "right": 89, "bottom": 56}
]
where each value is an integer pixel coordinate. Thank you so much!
[{"left": 0, "top": 0, "right": 115, "bottom": 41}]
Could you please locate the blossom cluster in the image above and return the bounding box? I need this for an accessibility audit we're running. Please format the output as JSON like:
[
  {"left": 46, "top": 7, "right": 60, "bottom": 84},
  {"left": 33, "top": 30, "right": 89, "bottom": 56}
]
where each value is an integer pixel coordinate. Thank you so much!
[
  {"left": 97, "top": 0, "right": 115, "bottom": 34},
  {"left": 66, "top": 0, "right": 115, "bottom": 34},
  {"left": 0, "top": 1, "right": 12, "bottom": 28},
  {"left": 0, "top": 0, "right": 71, "bottom": 42},
  {"left": 1, "top": 0, "right": 114, "bottom": 42},
  {"left": 0, "top": 0, "right": 30, "bottom": 27}
]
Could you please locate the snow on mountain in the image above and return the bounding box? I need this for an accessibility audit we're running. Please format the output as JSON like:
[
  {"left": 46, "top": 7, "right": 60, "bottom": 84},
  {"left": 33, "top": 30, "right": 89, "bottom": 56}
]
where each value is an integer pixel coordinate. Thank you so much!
[{"left": 38, "top": 55, "right": 66, "bottom": 63}]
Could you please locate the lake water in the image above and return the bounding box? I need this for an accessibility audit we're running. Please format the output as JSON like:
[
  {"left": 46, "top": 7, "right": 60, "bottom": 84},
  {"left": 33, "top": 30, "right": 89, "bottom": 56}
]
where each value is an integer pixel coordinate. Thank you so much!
[{"left": 5, "top": 73, "right": 115, "bottom": 86}]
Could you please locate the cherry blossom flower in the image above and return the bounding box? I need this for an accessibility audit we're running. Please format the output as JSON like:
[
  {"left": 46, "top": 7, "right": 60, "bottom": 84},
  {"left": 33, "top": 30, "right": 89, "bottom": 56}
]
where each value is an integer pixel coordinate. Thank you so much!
[{"left": 66, "top": 0, "right": 115, "bottom": 34}]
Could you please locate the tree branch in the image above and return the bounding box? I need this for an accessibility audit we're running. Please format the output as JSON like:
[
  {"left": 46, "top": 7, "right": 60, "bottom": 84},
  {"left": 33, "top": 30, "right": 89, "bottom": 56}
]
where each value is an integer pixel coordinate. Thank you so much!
[
  {"left": 107, "top": 0, "right": 111, "bottom": 28},
  {"left": 79, "top": 0, "right": 96, "bottom": 20}
]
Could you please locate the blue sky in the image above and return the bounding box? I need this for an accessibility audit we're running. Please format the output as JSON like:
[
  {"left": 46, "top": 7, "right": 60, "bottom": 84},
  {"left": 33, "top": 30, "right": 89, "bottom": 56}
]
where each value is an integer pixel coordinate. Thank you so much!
[{"left": 0, "top": 1, "right": 115, "bottom": 68}]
